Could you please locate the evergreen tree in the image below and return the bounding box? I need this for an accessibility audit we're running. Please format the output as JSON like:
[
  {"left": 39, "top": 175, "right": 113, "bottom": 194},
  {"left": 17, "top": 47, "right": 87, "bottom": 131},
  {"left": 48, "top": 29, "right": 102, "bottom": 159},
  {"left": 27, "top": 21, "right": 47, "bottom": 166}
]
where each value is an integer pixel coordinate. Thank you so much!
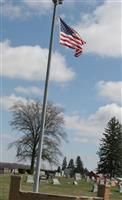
[
  {"left": 62, "top": 157, "right": 67, "bottom": 170},
  {"left": 57, "top": 166, "right": 61, "bottom": 173},
  {"left": 97, "top": 117, "right": 122, "bottom": 178},
  {"left": 68, "top": 158, "right": 75, "bottom": 169},
  {"left": 84, "top": 167, "right": 89, "bottom": 176},
  {"left": 68, "top": 158, "right": 75, "bottom": 177},
  {"left": 75, "top": 156, "right": 84, "bottom": 175}
]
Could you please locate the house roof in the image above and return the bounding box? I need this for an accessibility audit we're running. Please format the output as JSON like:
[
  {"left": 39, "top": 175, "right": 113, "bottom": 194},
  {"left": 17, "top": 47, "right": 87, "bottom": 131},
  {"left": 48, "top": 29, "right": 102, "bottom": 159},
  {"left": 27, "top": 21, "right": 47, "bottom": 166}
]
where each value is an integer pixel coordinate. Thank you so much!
[{"left": 0, "top": 162, "right": 30, "bottom": 169}]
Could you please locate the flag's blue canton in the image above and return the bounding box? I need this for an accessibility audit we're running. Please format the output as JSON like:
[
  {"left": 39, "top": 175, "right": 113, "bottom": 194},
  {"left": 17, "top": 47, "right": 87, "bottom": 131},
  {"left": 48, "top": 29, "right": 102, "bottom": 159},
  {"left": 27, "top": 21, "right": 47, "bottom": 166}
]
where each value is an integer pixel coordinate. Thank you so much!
[{"left": 60, "top": 18, "right": 74, "bottom": 36}]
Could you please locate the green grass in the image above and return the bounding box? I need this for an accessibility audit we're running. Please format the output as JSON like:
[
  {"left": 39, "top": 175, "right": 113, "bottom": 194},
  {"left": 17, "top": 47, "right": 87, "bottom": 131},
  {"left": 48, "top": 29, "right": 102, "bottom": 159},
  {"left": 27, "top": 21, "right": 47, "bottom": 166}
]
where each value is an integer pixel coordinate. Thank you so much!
[
  {"left": 0, "top": 174, "right": 10, "bottom": 200},
  {"left": 0, "top": 174, "right": 122, "bottom": 200}
]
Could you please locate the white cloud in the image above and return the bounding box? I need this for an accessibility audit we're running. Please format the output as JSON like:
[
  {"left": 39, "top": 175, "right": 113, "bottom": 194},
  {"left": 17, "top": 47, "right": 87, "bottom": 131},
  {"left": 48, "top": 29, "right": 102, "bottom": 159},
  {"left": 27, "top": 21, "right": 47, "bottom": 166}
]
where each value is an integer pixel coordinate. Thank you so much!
[
  {"left": 1, "top": 1, "right": 52, "bottom": 19},
  {"left": 15, "top": 86, "right": 43, "bottom": 96},
  {"left": 1, "top": 41, "right": 75, "bottom": 82},
  {"left": 0, "top": 94, "right": 31, "bottom": 110},
  {"left": 75, "top": 0, "right": 121, "bottom": 57},
  {"left": 65, "top": 103, "right": 122, "bottom": 138},
  {"left": 97, "top": 81, "right": 122, "bottom": 103},
  {"left": 23, "top": 0, "right": 52, "bottom": 14},
  {"left": 2, "top": 3, "right": 25, "bottom": 20}
]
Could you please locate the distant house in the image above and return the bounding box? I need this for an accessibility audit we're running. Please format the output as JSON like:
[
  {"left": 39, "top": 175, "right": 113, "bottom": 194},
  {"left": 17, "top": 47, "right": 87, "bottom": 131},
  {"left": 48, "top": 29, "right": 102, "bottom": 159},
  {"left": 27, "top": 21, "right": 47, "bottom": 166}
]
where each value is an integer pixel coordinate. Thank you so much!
[{"left": 0, "top": 162, "right": 30, "bottom": 173}]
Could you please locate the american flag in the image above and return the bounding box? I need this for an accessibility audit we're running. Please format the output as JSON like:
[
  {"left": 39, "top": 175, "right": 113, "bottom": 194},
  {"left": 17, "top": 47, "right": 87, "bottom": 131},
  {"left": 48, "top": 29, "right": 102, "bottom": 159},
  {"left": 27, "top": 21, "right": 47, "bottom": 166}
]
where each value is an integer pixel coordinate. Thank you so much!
[{"left": 59, "top": 18, "right": 86, "bottom": 57}]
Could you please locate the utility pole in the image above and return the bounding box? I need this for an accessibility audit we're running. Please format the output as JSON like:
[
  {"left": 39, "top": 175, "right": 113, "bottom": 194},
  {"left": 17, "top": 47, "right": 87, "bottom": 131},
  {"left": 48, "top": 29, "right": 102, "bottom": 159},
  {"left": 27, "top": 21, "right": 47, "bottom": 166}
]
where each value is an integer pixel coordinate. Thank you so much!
[{"left": 33, "top": 0, "right": 63, "bottom": 193}]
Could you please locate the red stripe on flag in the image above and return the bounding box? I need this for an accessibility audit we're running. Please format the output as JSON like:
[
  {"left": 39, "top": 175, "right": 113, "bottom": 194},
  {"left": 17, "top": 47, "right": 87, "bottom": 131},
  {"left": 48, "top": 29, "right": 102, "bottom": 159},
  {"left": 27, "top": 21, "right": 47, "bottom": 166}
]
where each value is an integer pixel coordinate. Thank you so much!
[
  {"left": 60, "top": 37, "right": 82, "bottom": 50},
  {"left": 60, "top": 32, "right": 84, "bottom": 46}
]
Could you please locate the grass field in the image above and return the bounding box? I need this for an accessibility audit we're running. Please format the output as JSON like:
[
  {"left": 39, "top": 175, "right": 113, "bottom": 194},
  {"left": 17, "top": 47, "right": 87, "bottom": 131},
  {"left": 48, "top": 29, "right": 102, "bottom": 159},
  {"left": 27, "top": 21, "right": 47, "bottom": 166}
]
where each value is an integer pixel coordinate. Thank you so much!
[{"left": 0, "top": 174, "right": 122, "bottom": 200}]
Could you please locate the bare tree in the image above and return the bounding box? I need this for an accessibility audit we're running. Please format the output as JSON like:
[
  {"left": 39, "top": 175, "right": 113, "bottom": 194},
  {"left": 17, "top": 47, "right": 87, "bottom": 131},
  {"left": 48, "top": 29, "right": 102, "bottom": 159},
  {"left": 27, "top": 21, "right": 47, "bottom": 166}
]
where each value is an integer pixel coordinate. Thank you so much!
[{"left": 9, "top": 100, "right": 67, "bottom": 173}]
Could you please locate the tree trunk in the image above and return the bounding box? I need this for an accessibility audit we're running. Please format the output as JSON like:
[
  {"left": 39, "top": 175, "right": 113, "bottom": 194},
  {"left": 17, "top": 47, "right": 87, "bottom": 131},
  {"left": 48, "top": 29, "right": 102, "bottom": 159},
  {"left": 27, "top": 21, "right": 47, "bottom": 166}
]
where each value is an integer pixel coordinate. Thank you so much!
[{"left": 30, "top": 147, "right": 36, "bottom": 174}]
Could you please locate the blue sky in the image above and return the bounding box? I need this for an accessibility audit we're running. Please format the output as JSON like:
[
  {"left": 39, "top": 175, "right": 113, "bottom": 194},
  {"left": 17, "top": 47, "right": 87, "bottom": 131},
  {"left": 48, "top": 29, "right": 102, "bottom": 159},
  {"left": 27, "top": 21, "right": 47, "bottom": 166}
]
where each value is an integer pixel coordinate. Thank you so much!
[{"left": 0, "top": 0, "right": 122, "bottom": 170}]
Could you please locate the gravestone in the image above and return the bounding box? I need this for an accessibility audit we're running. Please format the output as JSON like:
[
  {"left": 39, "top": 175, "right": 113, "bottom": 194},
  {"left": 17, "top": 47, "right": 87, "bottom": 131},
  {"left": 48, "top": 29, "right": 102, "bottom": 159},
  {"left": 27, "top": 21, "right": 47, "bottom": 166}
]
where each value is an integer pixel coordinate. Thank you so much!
[
  {"left": 92, "top": 183, "right": 98, "bottom": 192},
  {"left": 111, "top": 181, "right": 115, "bottom": 186},
  {"left": 91, "top": 176, "right": 95, "bottom": 181},
  {"left": 86, "top": 176, "right": 90, "bottom": 182},
  {"left": 53, "top": 178, "right": 61, "bottom": 185},
  {"left": 40, "top": 171, "right": 45, "bottom": 176},
  {"left": 75, "top": 173, "right": 81, "bottom": 181},
  {"left": 55, "top": 172, "right": 61, "bottom": 177},
  {"left": 40, "top": 175, "right": 47, "bottom": 181},
  {"left": 119, "top": 182, "right": 122, "bottom": 193},
  {"left": 99, "top": 179, "right": 104, "bottom": 185},
  {"left": 62, "top": 170, "right": 64, "bottom": 176},
  {"left": 27, "top": 175, "right": 34, "bottom": 184},
  {"left": 73, "top": 181, "right": 78, "bottom": 185},
  {"left": 14, "top": 169, "right": 18, "bottom": 174},
  {"left": 96, "top": 177, "right": 100, "bottom": 183},
  {"left": 105, "top": 180, "right": 111, "bottom": 186}
]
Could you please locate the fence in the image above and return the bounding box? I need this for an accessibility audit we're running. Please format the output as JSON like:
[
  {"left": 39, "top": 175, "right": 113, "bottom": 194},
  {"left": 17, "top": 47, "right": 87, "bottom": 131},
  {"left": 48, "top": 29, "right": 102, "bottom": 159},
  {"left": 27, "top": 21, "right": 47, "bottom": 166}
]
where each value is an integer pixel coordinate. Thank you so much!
[{"left": 9, "top": 175, "right": 110, "bottom": 200}]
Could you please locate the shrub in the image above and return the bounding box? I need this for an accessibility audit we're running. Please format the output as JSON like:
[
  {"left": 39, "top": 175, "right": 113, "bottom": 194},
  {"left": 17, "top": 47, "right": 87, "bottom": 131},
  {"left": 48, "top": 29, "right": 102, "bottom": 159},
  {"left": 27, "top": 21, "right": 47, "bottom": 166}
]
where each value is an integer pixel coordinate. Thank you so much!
[
  {"left": 18, "top": 168, "right": 26, "bottom": 174},
  {"left": 26, "top": 169, "right": 33, "bottom": 175}
]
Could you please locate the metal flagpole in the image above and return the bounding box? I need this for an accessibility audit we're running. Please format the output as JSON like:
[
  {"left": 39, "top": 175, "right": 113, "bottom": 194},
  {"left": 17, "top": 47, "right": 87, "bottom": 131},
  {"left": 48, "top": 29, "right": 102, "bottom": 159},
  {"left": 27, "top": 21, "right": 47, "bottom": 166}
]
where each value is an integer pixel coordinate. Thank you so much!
[{"left": 33, "top": 0, "right": 63, "bottom": 193}]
